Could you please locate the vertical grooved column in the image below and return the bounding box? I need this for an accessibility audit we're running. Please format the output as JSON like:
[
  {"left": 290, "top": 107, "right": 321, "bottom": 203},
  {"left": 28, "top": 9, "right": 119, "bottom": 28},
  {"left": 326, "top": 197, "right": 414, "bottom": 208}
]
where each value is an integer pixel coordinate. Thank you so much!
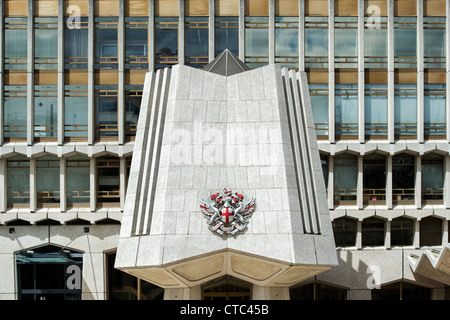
[
  {"left": 358, "top": 0, "right": 365, "bottom": 143},
  {"left": 118, "top": 0, "right": 125, "bottom": 145},
  {"left": 328, "top": 155, "right": 334, "bottom": 210},
  {"left": 417, "top": 0, "right": 424, "bottom": 143},
  {"left": 0, "top": 159, "right": 6, "bottom": 212},
  {"left": 387, "top": 0, "right": 394, "bottom": 143},
  {"left": 298, "top": 0, "right": 305, "bottom": 72},
  {"left": 208, "top": 0, "right": 215, "bottom": 62},
  {"left": 357, "top": 154, "right": 364, "bottom": 209},
  {"left": 149, "top": 0, "right": 155, "bottom": 71},
  {"left": 415, "top": 154, "right": 422, "bottom": 209},
  {"left": 386, "top": 155, "right": 392, "bottom": 209},
  {"left": 178, "top": 0, "right": 185, "bottom": 65},
  {"left": 239, "top": 0, "right": 245, "bottom": 61},
  {"left": 30, "top": 158, "right": 37, "bottom": 212},
  {"left": 60, "top": 157, "right": 66, "bottom": 212},
  {"left": 88, "top": 0, "right": 95, "bottom": 145},
  {"left": 268, "top": 0, "right": 275, "bottom": 65},
  {"left": 90, "top": 157, "right": 97, "bottom": 212},
  {"left": 328, "top": 0, "right": 335, "bottom": 143},
  {"left": 27, "top": 0, "right": 35, "bottom": 146},
  {"left": 57, "top": 0, "right": 65, "bottom": 145}
]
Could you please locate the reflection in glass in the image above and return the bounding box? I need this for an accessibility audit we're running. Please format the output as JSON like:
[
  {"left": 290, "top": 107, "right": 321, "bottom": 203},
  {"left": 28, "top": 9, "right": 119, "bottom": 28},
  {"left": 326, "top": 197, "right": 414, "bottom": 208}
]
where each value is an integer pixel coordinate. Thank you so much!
[
  {"left": 5, "top": 18, "right": 27, "bottom": 70},
  {"left": 155, "top": 17, "right": 178, "bottom": 69},
  {"left": 126, "top": 17, "right": 148, "bottom": 69},
  {"left": 305, "top": 17, "right": 328, "bottom": 68},
  {"left": 185, "top": 17, "right": 209, "bottom": 68},
  {"left": 97, "top": 157, "right": 120, "bottom": 205},
  {"left": 365, "top": 84, "right": 388, "bottom": 137},
  {"left": 4, "top": 86, "right": 27, "bottom": 139},
  {"left": 7, "top": 156, "right": 30, "bottom": 206},
  {"left": 335, "top": 17, "right": 357, "bottom": 68},
  {"left": 65, "top": 17, "right": 88, "bottom": 69},
  {"left": 424, "top": 84, "right": 446, "bottom": 137},
  {"left": 95, "top": 17, "right": 118, "bottom": 69},
  {"left": 125, "top": 85, "right": 142, "bottom": 139},
  {"left": 96, "top": 85, "right": 118, "bottom": 139},
  {"left": 422, "top": 154, "right": 444, "bottom": 202},
  {"left": 35, "top": 85, "right": 58, "bottom": 139},
  {"left": 335, "top": 84, "right": 358, "bottom": 137},
  {"left": 310, "top": 84, "right": 328, "bottom": 137},
  {"left": 394, "top": 18, "right": 416, "bottom": 68},
  {"left": 35, "top": 17, "right": 58, "bottom": 69},
  {"left": 364, "top": 17, "right": 387, "bottom": 68},
  {"left": 424, "top": 17, "right": 445, "bottom": 68},
  {"left": 334, "top": 154, "right": 357, "bottom": 204},
  {"left": 67, "top": 156, "right": 90, "bottom": 205},
  {"left": 275, "top": 17, "right": 298, "bottom": 69},
  {"left": 392, "top": 153, "right": 415, "bottom": 203},
  {"left": 215, "top": 17, "right": 239, "bottom": 57},
  {"left": 65, "top": 85, "right": 88, "bottom": 140},
  {"left": 37, "top": 156, "right": 60, "bottom": 206},
  {"left": 245, "top": 17, "right": 269, "bottom": 68},
  {"left": 394, "top": 84, "right": 417, "bottom": 137}
]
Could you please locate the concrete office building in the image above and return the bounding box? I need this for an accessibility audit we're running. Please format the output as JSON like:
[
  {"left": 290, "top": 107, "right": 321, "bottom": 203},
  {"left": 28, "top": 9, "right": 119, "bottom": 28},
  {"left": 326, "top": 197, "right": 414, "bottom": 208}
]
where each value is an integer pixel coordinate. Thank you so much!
[{"left": 0, "top": 0, "right": 450, "bottom": 300}]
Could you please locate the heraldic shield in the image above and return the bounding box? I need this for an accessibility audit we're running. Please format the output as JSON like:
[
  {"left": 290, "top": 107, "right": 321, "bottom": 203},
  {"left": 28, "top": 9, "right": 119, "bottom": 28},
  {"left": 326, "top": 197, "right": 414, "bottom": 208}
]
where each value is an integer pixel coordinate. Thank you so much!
[{"left": 200, "top": 187, "right": 255, "bottom": 236}]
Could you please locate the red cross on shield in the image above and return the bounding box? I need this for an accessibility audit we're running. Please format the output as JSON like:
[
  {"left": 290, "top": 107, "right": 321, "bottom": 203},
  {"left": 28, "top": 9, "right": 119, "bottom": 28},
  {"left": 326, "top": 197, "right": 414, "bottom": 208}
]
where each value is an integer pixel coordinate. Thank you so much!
[{"left": 221, "top": 207, "right": 234, "bottom": 223}]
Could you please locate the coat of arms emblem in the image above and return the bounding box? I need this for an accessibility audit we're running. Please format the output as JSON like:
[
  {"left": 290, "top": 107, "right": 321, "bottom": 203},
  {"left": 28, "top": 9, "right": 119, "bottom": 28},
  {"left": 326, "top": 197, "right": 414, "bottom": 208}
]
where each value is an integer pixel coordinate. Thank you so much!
[{"left": 200, "top": 187, "right": 256, "bottom": 236}]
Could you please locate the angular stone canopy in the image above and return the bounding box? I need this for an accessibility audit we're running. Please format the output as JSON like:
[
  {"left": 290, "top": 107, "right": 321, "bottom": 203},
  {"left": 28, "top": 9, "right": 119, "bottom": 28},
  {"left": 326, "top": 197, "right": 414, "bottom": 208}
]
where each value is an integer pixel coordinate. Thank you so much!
[{"left": 115, "top": 53, "right": 337, "bottom": 290}]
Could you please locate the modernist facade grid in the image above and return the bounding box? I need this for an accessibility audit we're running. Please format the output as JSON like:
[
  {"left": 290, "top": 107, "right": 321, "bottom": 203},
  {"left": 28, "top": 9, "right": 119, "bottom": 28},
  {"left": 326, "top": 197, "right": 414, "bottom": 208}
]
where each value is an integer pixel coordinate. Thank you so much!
[{"left": 0, "top": 0, "right": 450, "bottom": 300}]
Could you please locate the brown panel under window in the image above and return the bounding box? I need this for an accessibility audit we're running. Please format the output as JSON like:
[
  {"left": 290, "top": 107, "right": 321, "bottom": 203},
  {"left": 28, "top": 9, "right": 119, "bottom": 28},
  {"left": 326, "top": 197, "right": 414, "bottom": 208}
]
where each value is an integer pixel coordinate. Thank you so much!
[
  {"left": 65, "top": 70, "right": 89, "bottom": 85},
  {"left": 276, "top": 0, "right": 299, "bottom": 17},
  {"left": 335, "top": 70, "right": 358, "bottom": 84},
  {"left": 335, "top": 0, "right": 358, "bottom": 16},
  {"left": 215, "top": 0, "right": 239, "bottom": 16},
  {"left": 35, "top": 0, "right": 58, "bottom": 16},
  {"left": 155, "top": 0, "right": 179, "bottom": 17},
  {"left": 395, "top": 69, "right": 417, "bottom": 84},
  {"left": 425, "top": 70, "right": 446, "bottom": 84},
  {"left": 246, "top": 0, "right": 269, "bottom": 16},
  {"left": 394, "top": 0, "right": 417, "bottom": 16},
  {"left": 64, "top": 0, "right": 89, "bottom": 16},
  {"left": 305, "top": 0, "right": 328, "bottom": 16},
  {"left": 365, "top": 70, "right": 388, "bottom": 84},
  {"left": 365, "top": 0, "right": 388, "bottom": 16},
  {"left": 424, "top": 0, "right": 446, "bottom": 17},
  {"left": 5, "top": 0, "right": 28, "bottom": 17},
  {"left": 95, "top": 0, "right": 119, "bottom": 16},
  {"left": 125, "top": 0, "right": 149, "bottom": 16},
  {"left": 4, "top": 71, "right": 27, "bottom": 86},
  {"left": 186, "top": 0, "right": 209, "bottom": 16}
]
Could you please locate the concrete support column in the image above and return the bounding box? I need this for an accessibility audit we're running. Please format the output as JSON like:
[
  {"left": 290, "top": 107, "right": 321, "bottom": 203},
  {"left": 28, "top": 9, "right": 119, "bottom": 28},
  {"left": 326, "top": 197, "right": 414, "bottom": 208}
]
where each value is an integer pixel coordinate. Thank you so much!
[
  {"left": 414, "top": 219, "right": 420, "bottom": 248},
  {"left": 386, "top": 155, "right": 393, "bottom": 209},
  {"left": 358, "top": 0, "right": 365, "bottom": 143},
  {"left": 60, "top": 157, "right": 66, "bottom": 212},
  {"left": 328, "top": 155, "right": 334, "bottom": 210},
  {"left": 416, "top": 0, "right": 424, "bottom": 143},
  {"left": 385, "top": 220, "right": 391, "bottom": 249},
  {"left": 357, "top": 155, "right": 364, "bottom": 209},
  {"left": 298, "top": 0, "right": 305, "bottom": 72},
  {"left": 239, "top": 0, "right": 245, "bottom": 62},
  {"left": 0, "top": 159, "right": 6, "bottom": 212},
  {"left": 208, "top": 0, "right": 215, "bottom": 62},
  {"left": 27, "top": 0, "right": 35, "bottom": 146},
  {"left": 328, "top": 0, "right": 335, "bottom": 144},
  {"left": 118, "top": 0, "right": 125, "bottom": 145},
  {"left": 415, "top": 155, "right": 422, "bottom": 209},
  {"left": 252, "top": 285, "right": 290, "bottom": 300},
  {"left": 90, "top": 157, "right": 97, "bottom": 212},
  {"left": 30, "top": 158, "right": 37, "bottom": 212},
  {"left": 268, "top": 0, "right": 275, "bottom": 65},
  {"left": 387, "top": 0, "right": 394, "bottom": 143},
  {"left": 164, "top": 286, "right": 202, "bottom": 300},
  {"left": 178, "top": 0, "right": 185, "bottom": 65},
  {"left": 120, "top": 157, "right": 127, "bottom": 211},
  {"left": 57, "top": 0, "right": 65, "bottom": 145},
  {"left": 88, "top": 0, "right": 95, "bottom": 145},
  {"left": 356, "top": 219, "right": 362, "bottom": 249},
  {"left": 148, "top": 0, "right": 155, "bottom": 71}
]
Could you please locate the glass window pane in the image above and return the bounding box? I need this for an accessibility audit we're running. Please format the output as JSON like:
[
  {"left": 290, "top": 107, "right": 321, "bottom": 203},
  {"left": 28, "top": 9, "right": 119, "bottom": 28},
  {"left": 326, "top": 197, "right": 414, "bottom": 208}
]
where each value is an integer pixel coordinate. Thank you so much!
[
  {"left": 65, "top": 85, "right": 88, "bottom": 139},
  {"left": 394, "top": 84, "right": 417, "bottom": 136},
  {"left": 394, "top": 18, "right": 416, "bottom": 67},
  {"left": 245, "top": 17, "right": 269, "bottom": 68},
  {"left": 95, "top": 17, "right": 118, "bottom": 69},
  {"left": 185, "top": 17, "right": 209, "bottom": 68},
  {"left": 37, "top": 156, "right": 60, "bottom": 205},
  {"left": 7, "top": 157, "right": 30, "bottom": 205},
  {"left": 4, "top": 86, "right": 27, "bottom": 139},
  {"left": 64, "top": 17, "right": 88, "bottom": 69},
  {"left": 96, "top": 86, "right": 118, "bottom": 138},
  {"left": 275, "top": 17, "right": 298, "bottom": 69},
  {"left": 215, "top": 17, "right": 239, "bottom": 57},
  {"left": 126, "top": 17, "right": 148, "bottom": 69},
  {"left": 67, "top": 156, "right": 90, "bottom": 204},
  {"left": 335, "top": 84, "right": 358, "bottom": 136},
  {"left": 125, "top": 85, "right": 142, "bottom": 139},
  {"left": 35, "top": 85, "right": 58, "bottom": 138},
  {"left": 155, "top": 17, "right": 179, "bottom": 69},
  {"left": 5, "top": 18, "right": 28, "bottom": 70},
  {"left": 35, "top": 18, "right": 58, "bottom": 69},
  {"left": 364, "top": 25, "right": 387, "bottom": 68},
  {"left": 310, "top": 84, "right": 328, "bottom": 137},
  {"left": 365, "top": 84, "right": 388, "bottom": 136}
]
